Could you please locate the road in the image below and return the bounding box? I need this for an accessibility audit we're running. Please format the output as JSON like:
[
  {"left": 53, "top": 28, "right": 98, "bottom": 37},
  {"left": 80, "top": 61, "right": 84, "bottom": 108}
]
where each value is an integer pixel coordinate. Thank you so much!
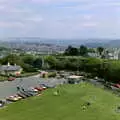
[{"left": 0, "top": 76, "right": 67, "bottom": 99}]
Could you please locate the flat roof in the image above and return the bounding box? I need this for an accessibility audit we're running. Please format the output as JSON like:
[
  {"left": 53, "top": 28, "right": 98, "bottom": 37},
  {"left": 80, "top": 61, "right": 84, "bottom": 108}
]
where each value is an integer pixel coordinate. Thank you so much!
[{"left": 68, "top": 75, "right": 83, "bottom": 79}]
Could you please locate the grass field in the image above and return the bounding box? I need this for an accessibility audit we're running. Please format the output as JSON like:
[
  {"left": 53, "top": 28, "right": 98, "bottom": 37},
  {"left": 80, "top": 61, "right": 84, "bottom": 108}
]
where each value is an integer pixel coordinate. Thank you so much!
[{"left": 0, "top": 83, "right": 120, "bottom": 120}]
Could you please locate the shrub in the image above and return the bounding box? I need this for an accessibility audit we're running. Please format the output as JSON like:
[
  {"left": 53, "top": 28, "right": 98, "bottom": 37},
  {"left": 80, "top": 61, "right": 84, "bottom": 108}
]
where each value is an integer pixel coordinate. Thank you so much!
[{"left": 48, "top": 72, "right": 57, "bottom": 78}]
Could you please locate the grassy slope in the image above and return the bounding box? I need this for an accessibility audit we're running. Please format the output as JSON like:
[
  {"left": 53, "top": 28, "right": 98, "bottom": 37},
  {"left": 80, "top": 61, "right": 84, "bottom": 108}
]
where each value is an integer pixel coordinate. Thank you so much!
[{"left": 0, "top": 83, "right": 120, "bottom": 120}]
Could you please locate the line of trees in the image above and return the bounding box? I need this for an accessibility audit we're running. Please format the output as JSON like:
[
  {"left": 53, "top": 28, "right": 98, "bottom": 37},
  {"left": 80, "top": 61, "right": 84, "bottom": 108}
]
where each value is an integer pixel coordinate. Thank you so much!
[
  {"left": 64, "top": 45, "right": 88, "bottom": 56},
  {"left": 64, "top": 45, "right": 105, "bottom": 58},
  {"left": 1, "top": 53, "right": 120, "bottom": 83},
  {"left": 0, "top": 54, "right": 42, "bottom": 72},
  {"left": 45, "top": 56, "right": 120, "bottom": 83}
]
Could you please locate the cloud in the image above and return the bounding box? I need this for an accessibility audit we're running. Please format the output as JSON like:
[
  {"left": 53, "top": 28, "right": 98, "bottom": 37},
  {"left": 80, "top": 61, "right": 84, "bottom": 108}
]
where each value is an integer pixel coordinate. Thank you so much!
[
  {"left": 82, "top": 22, "right": 98, "bottom": 27},
  {"left": 25, "top": 16, "right": 43, "bottom": 22},
  {"left": 0, "top": 0, "right": 119, "bottom": 38},
  {"left": 83, "top": 15, "right": 92, "bottom": 20},
  {"left": 30, "top": 0, "right": 120, "bottom": 6},
  {"left": 0, "top": 21, "right": 24, "bottom": 28}
]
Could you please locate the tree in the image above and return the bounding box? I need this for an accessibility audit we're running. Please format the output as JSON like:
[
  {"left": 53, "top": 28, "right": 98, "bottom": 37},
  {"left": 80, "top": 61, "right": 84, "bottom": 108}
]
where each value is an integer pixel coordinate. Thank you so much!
[
  {"left": 33, "top": 57, "right": 42, "bottom": 69},
  {"left": 64, "top": 46, "right": 72, "bottom": 55},
  {"left": 21, "top": 63, "right": 37, "bottom": 72},
  {"left": 0, "top": 54, "right": 21, "bottom": 65},
  {"left": 103, "top": 61, "right": 120, "bottom": 83},
  {"left": 22, "top": 55, "right": 35, "bottom": 66},
  {"left": 64, "top": 46, "right": 79, "bottom": 56},
  {"left": 88, "top": 48, "right": 95, "bottom": 53},
  {"left": 97, "top": 47, "right": 104, "bottom": 56},
  {"left": 79, "top": 45, "right": 88, "bottom": 56},
  {"left": 45, "top": 56, "right": 57, "bottom": 69}
]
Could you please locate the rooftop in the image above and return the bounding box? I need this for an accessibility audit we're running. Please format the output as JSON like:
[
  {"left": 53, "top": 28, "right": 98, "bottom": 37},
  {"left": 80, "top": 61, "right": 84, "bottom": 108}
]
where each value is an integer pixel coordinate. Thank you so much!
[{"left": 0, "top": 65, "right": 21, "bottom": 71}]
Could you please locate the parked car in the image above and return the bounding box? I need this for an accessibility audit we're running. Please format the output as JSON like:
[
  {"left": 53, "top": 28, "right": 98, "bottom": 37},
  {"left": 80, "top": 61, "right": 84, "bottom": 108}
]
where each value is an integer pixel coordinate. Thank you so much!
[
  {"left": 39, "top": 84, "right": 55, "bottom": 88},
  {"left": 17, "top": 87, "right": 32, "bottom": 97},
  {"left": 113, "top": 84, "right": 120, "bottom": 88},
  {"left": 39, "top": 84, "right": 47, "bottom": 90},
  {"left": 28, "top": 87, "right": 38, "bottom": 92},
  {"left": 8, "top": 77, "right": 16, "bottom": 81},
  {"left": 34, "top": 86, "right": 44, "bottom": 91},
  {"left": 0, "top": 100, "right": 6, "bottom": 107},
  {"left": 25, "top": 90, "right": 38, "bottom": 96},
  {"left": 17, "top": 92, "right": 27, "bottom": 99},
  {"left": 6, "top": 95, "right": 22, "bottom": 102},
  {"left": 111, "top": 85, "right": 120, "bottom": 91}
]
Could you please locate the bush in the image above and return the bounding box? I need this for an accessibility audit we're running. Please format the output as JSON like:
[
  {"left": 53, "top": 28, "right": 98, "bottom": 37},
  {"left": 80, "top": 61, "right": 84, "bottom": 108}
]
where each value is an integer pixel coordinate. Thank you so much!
[{"left": 48, "top": 72, "right": 57, "bottom": 78}]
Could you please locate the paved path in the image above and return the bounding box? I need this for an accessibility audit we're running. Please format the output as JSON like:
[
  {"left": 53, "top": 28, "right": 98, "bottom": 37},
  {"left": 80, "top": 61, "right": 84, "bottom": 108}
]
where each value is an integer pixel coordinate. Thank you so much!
[{"left": 0, "top": 76, "right": 67, "bottom": 99}]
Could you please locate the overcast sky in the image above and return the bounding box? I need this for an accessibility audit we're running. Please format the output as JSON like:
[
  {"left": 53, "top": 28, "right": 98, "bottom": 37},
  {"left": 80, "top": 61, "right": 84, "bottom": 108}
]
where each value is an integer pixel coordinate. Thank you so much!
[{"left": 0, "top": 0, "right": 120, "bottom": 39}]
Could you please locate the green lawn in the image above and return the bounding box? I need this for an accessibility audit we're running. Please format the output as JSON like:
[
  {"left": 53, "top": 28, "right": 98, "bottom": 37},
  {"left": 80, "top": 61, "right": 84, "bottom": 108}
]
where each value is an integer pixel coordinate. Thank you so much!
[{"left": 0, "top": 83, "right": 120, "bottom": 120}]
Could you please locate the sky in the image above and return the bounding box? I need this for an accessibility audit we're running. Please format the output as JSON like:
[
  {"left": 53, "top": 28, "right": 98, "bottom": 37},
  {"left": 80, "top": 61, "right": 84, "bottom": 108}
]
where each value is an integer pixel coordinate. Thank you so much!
[{"left": 0, "top": 0, "right": 120, "bottom": 39}]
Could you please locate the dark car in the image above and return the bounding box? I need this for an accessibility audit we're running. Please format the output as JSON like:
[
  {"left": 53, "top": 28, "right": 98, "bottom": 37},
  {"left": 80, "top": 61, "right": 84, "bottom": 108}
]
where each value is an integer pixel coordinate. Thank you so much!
[
  {"left": 17, "top": 92, "right": 27, "bottom": 99},
  {"left": 17, "top": 87, "right": 33, "bottom": 97},
  {"left": 0, "top": 100, "right": 6, "bottom": 108}
]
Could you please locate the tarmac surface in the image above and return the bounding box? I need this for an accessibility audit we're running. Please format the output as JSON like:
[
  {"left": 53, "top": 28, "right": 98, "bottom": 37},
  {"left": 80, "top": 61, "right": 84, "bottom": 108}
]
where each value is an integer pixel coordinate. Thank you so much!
[{"left": 0, "top": 75, "right": 67, "bottom": 99}]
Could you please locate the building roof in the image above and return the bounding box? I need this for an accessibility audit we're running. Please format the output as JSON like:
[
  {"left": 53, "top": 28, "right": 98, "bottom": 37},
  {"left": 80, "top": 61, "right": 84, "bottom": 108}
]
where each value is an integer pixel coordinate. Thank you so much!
[
  {"left": 68, "top": 75, "right": 83, "bottom": 79},
  {"left": 0, "top": 65, "right": 22, "bottom": 71}
]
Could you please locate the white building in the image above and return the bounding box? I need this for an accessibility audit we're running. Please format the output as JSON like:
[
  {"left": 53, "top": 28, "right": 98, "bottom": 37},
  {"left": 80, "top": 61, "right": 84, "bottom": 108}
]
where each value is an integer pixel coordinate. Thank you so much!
[{"left": 105, "top": 48, "right": 120, "bottom": 60}]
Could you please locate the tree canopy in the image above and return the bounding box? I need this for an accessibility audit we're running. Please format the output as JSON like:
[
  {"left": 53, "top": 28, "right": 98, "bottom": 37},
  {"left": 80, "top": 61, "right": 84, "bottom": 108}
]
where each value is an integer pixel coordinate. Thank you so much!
[
  {"left": 64, "top": 45, "right": 88, "bottom": 56},
  {"left": 97, "top": 47, "right": 104, "bottom": 55}
]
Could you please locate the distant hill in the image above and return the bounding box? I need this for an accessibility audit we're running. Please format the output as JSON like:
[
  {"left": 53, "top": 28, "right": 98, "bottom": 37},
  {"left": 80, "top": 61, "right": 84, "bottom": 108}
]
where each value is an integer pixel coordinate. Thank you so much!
[
  {"left": 85, "top": 39, "right": 120, "bottom": 48},
  {"left": 1, "top": 37, "right": 120, "bottom": 48},
  {"left": 106, "top": 40, "right": 120, "bottom": 47},
  {"left": 85, "top": 42, "right": 106, "bottom": 48},
  {"left": 2, "top": 37, "right": 86, "bottom": 46}
]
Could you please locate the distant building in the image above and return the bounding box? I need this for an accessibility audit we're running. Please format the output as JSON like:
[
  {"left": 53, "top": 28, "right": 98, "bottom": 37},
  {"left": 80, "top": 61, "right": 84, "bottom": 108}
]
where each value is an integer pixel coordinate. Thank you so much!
[
  {"left": 67, "top": 75, "right": 83, "bottom": 84},
  {"left": 104, "top": 48, "right": 120, "bottom": 60},
  {"left": 0, "top": 62, "right": 22, "bottom": 76},
  {"left": 118, "top": 53, "right": 120, "bottom": 60},
  {"left": 88, "top": 52, "right": 98, "bottom": 58}
]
